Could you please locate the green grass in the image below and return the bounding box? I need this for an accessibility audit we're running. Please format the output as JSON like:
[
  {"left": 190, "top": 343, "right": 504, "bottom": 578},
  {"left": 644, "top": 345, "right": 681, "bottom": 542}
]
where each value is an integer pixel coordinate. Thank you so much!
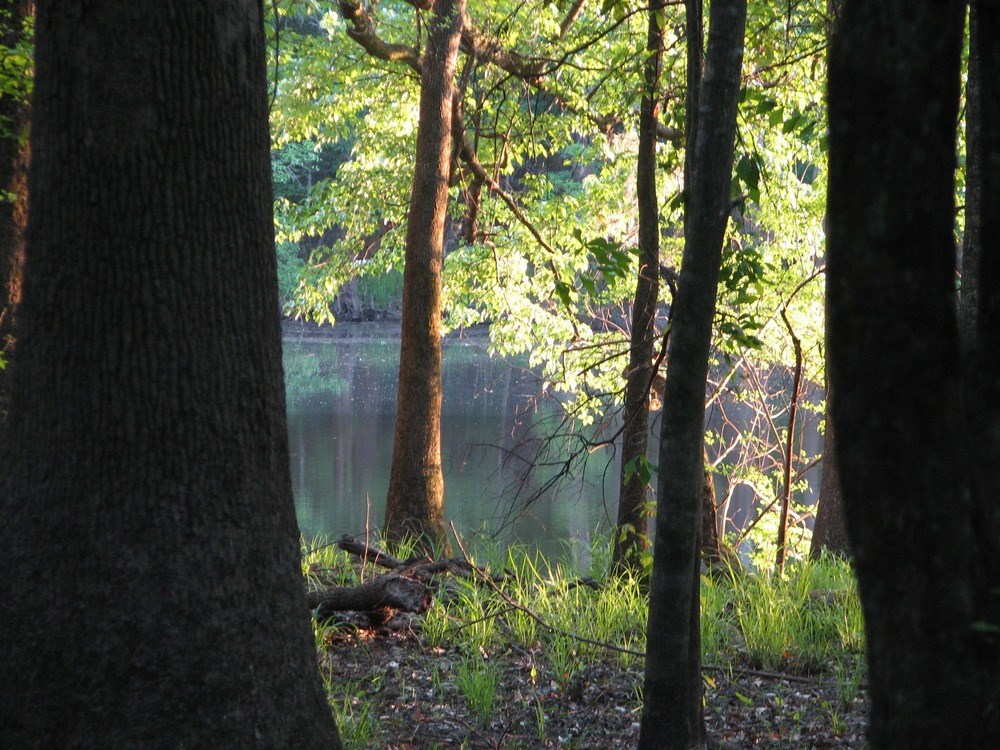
[
  {"left": 306, "top": 532, "right": 867, "bottom": 740},
  {"left": 455, "top": 656, "right": 501, "bottom": 724},
  {"left": 305, "top": 532, "right": 865, "bottom": 675},
  {"left": 330, "top": 695, "right": 378, "bottom": 750},
  {"left": 301, "top": 535, "right": 358, "bottom": 588},
  {"left": 701, "top": 571, "right": 738, "bottom": 662},
  {"left": 446, "top": 577, "right": 502, "bottom": 653},
  {"left": 729, "top": 555, "right": 866, "bottom": 672}
]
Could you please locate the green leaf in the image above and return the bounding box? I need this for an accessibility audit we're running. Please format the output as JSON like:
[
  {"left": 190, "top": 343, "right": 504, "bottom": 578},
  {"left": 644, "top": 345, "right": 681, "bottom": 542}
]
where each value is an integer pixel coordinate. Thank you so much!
[
  {"left": 554, "top": 279, "right": 574, "bottom": 309},
  {"left": 623, "top": 455, "right": 657, "bottom": 486},
  {"left": 733, "top": 153, "right": 761, "bottom": 204},
  {"left": 600, "top": 0, "right": 628, "bottom": 19}
]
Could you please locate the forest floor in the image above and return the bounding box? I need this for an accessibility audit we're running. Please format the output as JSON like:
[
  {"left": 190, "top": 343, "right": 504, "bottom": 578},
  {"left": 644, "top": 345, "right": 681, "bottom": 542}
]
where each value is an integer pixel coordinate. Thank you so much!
[{"left": 320, "top": 617, "right": 868, "bottom": 749}]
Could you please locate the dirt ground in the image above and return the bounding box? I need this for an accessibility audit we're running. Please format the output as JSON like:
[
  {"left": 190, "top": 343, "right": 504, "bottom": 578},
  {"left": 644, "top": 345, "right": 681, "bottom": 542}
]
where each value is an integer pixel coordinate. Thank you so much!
[{"left": 321, "top": 621, "right": 867, "bottom": 749}]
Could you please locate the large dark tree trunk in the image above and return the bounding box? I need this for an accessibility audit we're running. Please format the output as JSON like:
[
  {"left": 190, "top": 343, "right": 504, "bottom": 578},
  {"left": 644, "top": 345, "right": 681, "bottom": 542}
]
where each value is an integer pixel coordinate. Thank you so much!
[
  {"left": 827, "top": 1, "right": 1000, "bottom": 746},
  {"left": 613, "top": 2, "right": 666, "bottom": 574},
  {"left": 0, "top": 0, "right": 31, "bottom": 422},
  {"left": 975, "top": 1, "right": 1000, "bottom": 361},
  {"left": 638, "top": 1, "right": 745, "bottom": 747},
  {"left": 384, "top": 0, "right": 466, "bottom": 552},
  {"left": 0, "top": 2, "right": 341, "bottom": 747}
]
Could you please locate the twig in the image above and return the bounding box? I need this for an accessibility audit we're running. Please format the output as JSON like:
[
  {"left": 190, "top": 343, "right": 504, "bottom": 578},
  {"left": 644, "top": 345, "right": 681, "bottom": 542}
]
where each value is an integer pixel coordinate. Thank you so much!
[{"left": 775, "top": 307, "right": 803, "bottom": 572}]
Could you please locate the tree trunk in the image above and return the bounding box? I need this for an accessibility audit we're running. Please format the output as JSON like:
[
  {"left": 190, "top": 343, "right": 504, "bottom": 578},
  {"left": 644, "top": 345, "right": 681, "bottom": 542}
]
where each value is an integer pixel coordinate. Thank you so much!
[
  {"left": 0, "top": 0, "right": 31, "bottom": 422},
  {"left": 970, "top": 0, "right": 1000, "bottom": 677},
  {"left": 975, "top": 0, "right": 1000, "bottom": 363},
  {"left": 810, "top": 387, "right": 849, "bottom": 559},
  {"left": 0, "top": 3, "right": 341, "bottom": 747},
  {"left": 613, "top": 2, "right": 665, "bottom": 574},
  {"left": 959, "top": 1, "right": 981, "bottom": 351},
  {"left": 808, "top": 0, "right": 850, "bottom": 564},
  {"left": 638, "top": 1, "right": 746, "bottom": 747},
  {"left": 700, "top": 457, "right": 721, "bottom": 559},
  {"left": 827, "top": 1, "right": 1000, "bottom": 746},
  {"left": 384, "top": 0, "right": 466, "bottom": 552}
]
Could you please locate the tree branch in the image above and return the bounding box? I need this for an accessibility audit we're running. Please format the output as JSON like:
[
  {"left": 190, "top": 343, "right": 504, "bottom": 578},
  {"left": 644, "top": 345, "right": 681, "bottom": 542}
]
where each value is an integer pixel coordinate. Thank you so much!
[
  {"left": 559, "top": 0, "right": 587, "bottom": 39},
  {"left": 343, "top": 0, "right": 684, "bottom": 143},
  {"left": 338, "top": 0, "right": 421, "bottom": 71}
]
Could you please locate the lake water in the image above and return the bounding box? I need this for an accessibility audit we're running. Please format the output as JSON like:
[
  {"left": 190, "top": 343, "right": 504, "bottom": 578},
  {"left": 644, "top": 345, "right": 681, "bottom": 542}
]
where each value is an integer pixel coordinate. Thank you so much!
[
  {"left": 283, "top": 323, "right": 823, "bottom": 561},
  {"left": 283, "top": 326, "right": 618, "bottom": 560}
]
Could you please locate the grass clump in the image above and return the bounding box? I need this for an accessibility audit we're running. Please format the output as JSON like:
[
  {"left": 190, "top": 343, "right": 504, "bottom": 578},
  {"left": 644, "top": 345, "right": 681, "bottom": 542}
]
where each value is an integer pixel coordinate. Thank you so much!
[
  {"left": 456, "top": 656, "right": 502, "bottom": 725},
  {"left": 301, "top": 535, "right": 357, "bottom": 588},
  {"left": 330, "top": 695, "right": 378, "bottom": 750},
  {"left": 730, "top": 554, "right": 865, "bottom": 672}
]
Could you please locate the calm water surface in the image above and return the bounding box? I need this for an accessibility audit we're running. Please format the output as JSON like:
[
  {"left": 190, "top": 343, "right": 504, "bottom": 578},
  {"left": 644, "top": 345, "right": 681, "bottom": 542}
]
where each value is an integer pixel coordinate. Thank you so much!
[{"left": 283, "top": 327, "right": 617, "bottom": 559}]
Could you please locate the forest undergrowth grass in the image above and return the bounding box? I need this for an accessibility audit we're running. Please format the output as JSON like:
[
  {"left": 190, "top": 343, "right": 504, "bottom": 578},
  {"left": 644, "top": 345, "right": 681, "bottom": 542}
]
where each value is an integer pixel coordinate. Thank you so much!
[{"left": 303, "top": 534, "right": 867, "bottom": 749}]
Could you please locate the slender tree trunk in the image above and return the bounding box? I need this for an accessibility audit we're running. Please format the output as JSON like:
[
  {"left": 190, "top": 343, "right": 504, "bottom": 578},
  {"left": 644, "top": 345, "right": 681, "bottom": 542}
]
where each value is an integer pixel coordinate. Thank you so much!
[
  {"left": 699, "top": 454, "right": 726, "bottom": 566},
  {"left": 613, "top": 2, "right": 666, "bottom": 574},
  {"left": 775, "top": 314, "right": 802, "bottom": 572},
  {"left": 828, "top": 1, "right": 1000, "bottom": 746},
  {"left": 683, "top": 2, "right": 732, "bottom": 573},
  {"left": 384, "top": 0, "right": 465, "bottom": 551},
  {"left": 810, "top": 0, "right": 850, "bottom": 563},
  {"left": 0, "top": 0, "right": 31, "bottom": 422},
  {"left": 684, "top": 0, "right": 702, "bottom": 222},
  {"left": 639, "top": 1, "right": 746, "bottom": 747},
  {"left": 0, "top": 3, "right": 340, "bottom": 746},
  {"left": 959, "top": 2, "right": 981, "bottom": 351},
  {"left": 809, "top": 386, "right": 849, "bottom": 559}
]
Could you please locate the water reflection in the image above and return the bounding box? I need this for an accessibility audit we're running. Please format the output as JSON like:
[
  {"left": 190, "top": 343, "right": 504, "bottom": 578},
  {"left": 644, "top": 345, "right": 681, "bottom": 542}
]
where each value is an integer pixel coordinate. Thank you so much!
[
  {"left": 283, "top": 325, "right": 825, "bottom": 562},
  {"left": 283, "top": 331, "right": 616, "bottom": 560}
]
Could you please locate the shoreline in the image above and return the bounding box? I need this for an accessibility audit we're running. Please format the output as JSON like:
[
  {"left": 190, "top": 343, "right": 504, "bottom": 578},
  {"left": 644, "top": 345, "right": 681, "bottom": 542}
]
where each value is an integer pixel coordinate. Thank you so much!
[{"left": 280, "top": 317, "right": 491, "bottom": 343}]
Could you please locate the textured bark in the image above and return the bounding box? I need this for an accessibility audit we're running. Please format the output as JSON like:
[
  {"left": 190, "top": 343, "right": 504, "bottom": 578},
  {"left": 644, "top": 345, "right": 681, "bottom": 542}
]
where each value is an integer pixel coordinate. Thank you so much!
[
  {"left": 0, "top": 3, "right": 341, "bottom": 747},
  {"left": 827, "top": 1, "right": 1000, "bottom": 746},
  {"left": 384, "top": 0, "right": 465, "bottom": 551},
  {"left": 310, "top": 575, "right": 430, "bottom": 617},
  {"left": 699, "top": 458, "right": 720, "bottom": 557},
  {"left": 975, "top": 0, "right": 1000, "bottom": 362},
  {"left": 613, "top": 3, "right": 665, "bottom": 574},
  {"left": 643, "top": 370, "right": 737, "bottom": 570},
  {"left": 0, "top": 0, "right": 31, "bottom": 422},
  {"left": 639, "top": 1, "right": 745, "bottom": 747},
  {"left": 809, "top": 389, "right": 849, "bottom": 559},
  {"left": 809, "top": 1, "right": 850, "bottom": 563}
]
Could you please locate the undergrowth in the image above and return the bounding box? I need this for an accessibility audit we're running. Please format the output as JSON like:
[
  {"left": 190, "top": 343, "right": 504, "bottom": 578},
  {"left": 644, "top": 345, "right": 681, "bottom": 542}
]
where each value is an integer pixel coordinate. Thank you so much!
[{"left": 303, "top": 534, "right": 867, "bottom": 749}]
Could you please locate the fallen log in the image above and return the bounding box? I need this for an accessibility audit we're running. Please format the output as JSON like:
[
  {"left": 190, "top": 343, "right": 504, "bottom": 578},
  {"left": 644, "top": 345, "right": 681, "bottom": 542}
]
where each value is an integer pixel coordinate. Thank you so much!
[
  {"left": 314, "top": 535, "right": 605, "bottom": 619},
  {"left": 335, "top": 535, "right": 500, "bottom": 583},
  {"left": 335, "top": 536, "right": 412, "bottom": 569},
  {"left": 308, "top": 574, "right": 431, "bottom": 619}
]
